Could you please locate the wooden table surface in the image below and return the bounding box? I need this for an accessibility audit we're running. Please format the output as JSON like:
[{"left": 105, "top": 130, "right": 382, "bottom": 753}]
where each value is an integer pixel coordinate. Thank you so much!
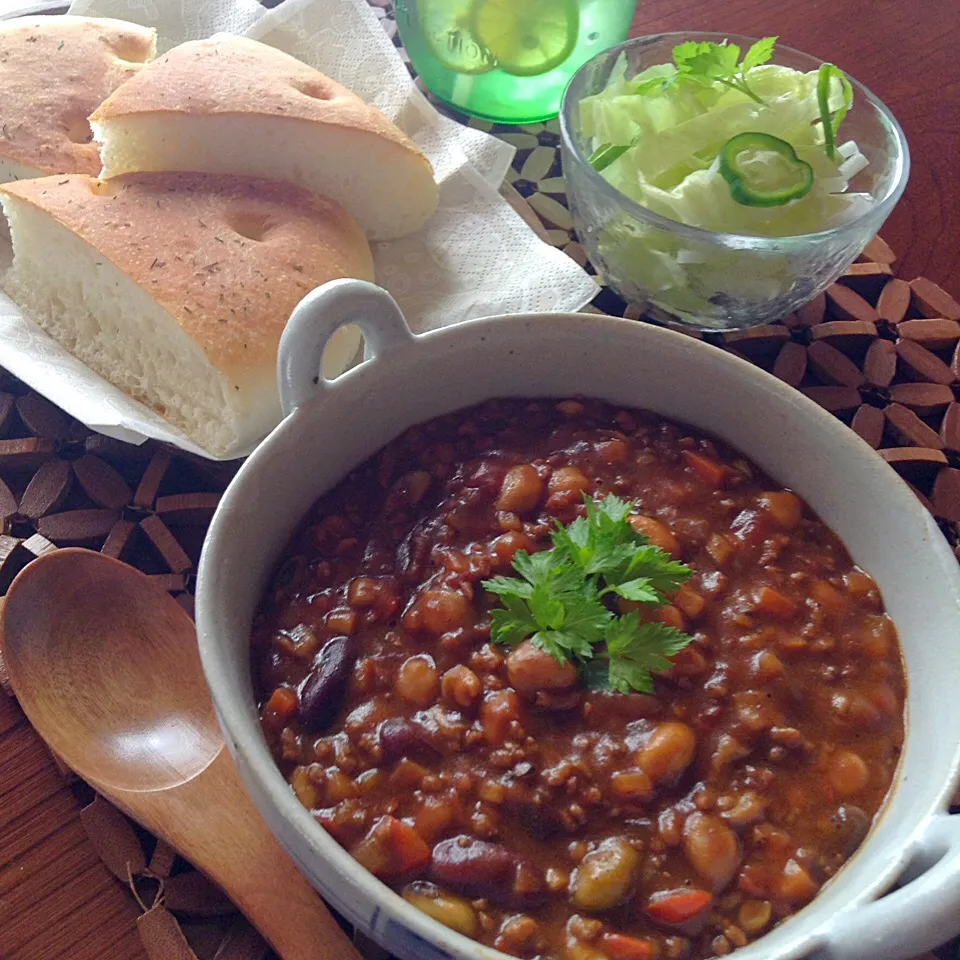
[
  {"left": 1, "top": 3, "right": 959, "bottom": 960},
  {"left": 633, "top": 0, "right": 960, "bottom": 295}
]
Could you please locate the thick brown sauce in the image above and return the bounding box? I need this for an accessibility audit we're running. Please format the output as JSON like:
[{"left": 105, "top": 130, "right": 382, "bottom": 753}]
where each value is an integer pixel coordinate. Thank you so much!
[{"left": 252, "top": 398, "right": 905, "bottom": 960}]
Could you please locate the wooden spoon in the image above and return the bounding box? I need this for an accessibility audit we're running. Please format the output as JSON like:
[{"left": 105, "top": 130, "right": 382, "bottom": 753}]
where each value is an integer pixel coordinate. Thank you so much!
[{"left": 0, "top": 547, "right": 361, "bottom": 960}]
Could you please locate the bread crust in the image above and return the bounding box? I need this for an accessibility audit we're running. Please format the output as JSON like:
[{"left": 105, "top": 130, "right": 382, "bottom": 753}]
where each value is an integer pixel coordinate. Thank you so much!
[
  {"left": 91, "top": 36, "right": 431, "bottom": 175},
  {"left": 0, "top": 172, "right": 374, "bottom": 379},
  {"left": 0, "top": 16, "right": 156, "bottom": 177}
]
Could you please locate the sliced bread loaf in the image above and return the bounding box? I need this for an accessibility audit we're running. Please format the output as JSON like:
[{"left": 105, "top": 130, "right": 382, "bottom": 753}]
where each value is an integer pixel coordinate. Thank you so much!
[
  {"left": 91, "top": 36, "right": 439, "bottom": 241},
  {"left": 0, "top": 172, "right": 374, "bottom": 456},
  {"left": 0, "top": 16, "right": 156, "bottom": 183}
]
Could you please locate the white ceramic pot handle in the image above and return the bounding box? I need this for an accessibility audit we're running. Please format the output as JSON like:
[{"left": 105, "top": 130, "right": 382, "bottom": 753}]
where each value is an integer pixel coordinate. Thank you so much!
[
  {"left": 278, "top": 279, "right": 415, "bottom": 416},
  {"left": 817, "top": 812, "right": 960, "bottom": 960}
]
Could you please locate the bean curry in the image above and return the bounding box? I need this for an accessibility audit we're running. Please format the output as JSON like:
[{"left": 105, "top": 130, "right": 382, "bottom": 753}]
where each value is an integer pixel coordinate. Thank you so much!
[{"left": 252, "top": 398, "right": 905, "bottom": 960}]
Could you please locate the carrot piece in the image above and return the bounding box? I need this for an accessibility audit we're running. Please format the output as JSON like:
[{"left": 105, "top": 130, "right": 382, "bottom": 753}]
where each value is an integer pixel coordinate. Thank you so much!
[
  {"left": 600, "top": 932, "right": 658, "bottom": 960},
  {"left": 262, "top": 687, "right": 297, "bottom": 726},
  {"left": 778, "top": 858, "right": 819, "bottom": 902},
  {"left": 351, "top": 815, "right": 431, "bottom": 878},
  {"left": 672, "top": 584, "right": 706, "bottom": 619},
  {"left": 644, "top": 887, "right": 713, "bottom": 925},
  {"left": 754, "top": 586, "right": 798, "bottom": 619},
  {"left": 388, "top": 817, "right": 432, "bottom": 874},
  {"left": 682, "top": 450, "right": 727, "bottom": 488}
]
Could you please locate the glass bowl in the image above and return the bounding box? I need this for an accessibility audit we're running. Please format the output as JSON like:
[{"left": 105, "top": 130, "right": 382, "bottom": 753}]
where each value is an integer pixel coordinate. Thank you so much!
[{"left": 559, "top": 32, "right": 910, "bottom": 331}]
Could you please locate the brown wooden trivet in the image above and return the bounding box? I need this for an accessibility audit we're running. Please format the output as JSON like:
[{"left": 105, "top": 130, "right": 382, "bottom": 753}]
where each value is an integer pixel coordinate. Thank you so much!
[{"left": 0, "top": 238, "right": 957, "bottom": 960}]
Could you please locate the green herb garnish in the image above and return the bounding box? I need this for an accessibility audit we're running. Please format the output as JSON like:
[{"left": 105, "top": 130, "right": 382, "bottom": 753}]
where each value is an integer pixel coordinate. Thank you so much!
[
  {"left": 816, "top": 63, "right": 854, "bottom": 161},
  {"left": 482, "top": 494, "right": 694, "bottom": 694},
  {"left": 633, "top": 36, "right": 778, "bottom": 104}
]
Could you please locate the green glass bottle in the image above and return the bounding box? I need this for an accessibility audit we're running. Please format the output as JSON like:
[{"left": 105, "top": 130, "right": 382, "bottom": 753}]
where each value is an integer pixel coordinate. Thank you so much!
[{"left": 395, "top": 0, "right": 638, "bottom": 124}]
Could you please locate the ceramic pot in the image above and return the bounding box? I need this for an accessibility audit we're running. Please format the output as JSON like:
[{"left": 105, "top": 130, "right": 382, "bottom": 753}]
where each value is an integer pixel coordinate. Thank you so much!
[{"left": 197, "top": 279, "right": 960, "bottom": 960}]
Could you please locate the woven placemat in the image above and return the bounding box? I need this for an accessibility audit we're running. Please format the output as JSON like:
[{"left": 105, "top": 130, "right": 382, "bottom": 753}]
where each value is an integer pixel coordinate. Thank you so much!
[{"left": 0, "top": 4, "right": 958, "bottom": 960}]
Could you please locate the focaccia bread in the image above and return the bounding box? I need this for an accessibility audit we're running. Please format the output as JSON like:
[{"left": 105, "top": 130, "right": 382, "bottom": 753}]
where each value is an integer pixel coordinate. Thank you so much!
[
  {"left": 0, "top": 16, "right": 156, "bottom": 183},
  {"left": 0, "top": 172, "right": 374, "bottom": 456},
  {"left": 92, "top": 36, "right": 439, "bottom": 241}
]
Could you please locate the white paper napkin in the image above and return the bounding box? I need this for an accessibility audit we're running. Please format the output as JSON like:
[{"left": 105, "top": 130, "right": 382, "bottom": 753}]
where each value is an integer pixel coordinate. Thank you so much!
[{"left": 0, "top": 0, "right": 598, "bottom": 459}]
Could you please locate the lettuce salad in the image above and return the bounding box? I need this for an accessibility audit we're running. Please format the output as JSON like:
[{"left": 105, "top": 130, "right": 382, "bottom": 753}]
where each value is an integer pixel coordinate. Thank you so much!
[
  {"left": 576, "top": 38, "right": 873, "bottom": 325},
  {"left": 581, "top": 38, "right": 870, "bottom": 235}
]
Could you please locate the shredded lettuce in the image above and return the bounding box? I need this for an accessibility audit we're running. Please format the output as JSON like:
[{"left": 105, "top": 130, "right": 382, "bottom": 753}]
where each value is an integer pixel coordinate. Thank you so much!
[{"left": 579, "top": 42, "right": 869, "bottom": 323}]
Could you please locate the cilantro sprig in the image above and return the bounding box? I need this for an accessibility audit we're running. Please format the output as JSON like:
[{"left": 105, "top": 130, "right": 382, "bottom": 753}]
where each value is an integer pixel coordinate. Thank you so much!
[
  {"left": 482, "top": 494, "right": 694, "bottom": 694},
  {"left": 589, "top": 37, "right": 780, "bottom": 170},
  {"left": 632, "top": 36, "right": 778, "bottom": 104}
]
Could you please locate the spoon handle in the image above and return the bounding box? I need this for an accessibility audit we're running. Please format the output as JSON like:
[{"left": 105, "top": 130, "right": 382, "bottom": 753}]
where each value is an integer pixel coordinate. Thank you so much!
[{"left": 112, "top": 749, "right": 363, "bottom": 960}]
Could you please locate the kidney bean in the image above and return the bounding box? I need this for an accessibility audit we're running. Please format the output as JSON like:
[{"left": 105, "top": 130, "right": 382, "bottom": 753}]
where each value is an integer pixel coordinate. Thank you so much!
[
  {"left": 430, "top": 836, "right": 544, "bottom": 907},
  {"left": 296, "top": 636, "right": 354, "bottom": 733},
  {"left": 378, "top": 717, "right": 442, "bottom": 764},
  {"left": 430, "top": 836, "right": 515, "bottom": 895}
]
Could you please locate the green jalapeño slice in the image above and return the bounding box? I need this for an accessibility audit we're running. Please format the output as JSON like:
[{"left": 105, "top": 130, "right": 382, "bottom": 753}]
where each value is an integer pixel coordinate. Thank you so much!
[{"left": 718, "top": 132, "right": 815, "bottom": 207}]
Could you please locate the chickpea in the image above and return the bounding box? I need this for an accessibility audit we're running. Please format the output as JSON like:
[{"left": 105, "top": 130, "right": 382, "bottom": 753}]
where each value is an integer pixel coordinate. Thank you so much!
[
  {"left": 738, "top": 899, "right": 772, "bottom": 934},
  {"left": 489, "top": 530, "right": 535, "bottom": 569},
  {"left": 403, "top": 882, "right": 478, "bottom": 937},
  {"left": 637, "top": 722, "right": 697, "bottom": 785},
  {"left": 414, "top": 588, "right": 471, "bottom": 636},
  {"left": 570, "top": 838, "right": 641, "bottom": 911},
  {"left": 721, "top": 790, "right": 767, "bottom": 827},
  {"left": 827, "top": 749, "right": 870, "bottom": 797},
  {"left": 496, "top": 915, "right": 541, "bottom": 954},
  {"left": 506, "top": 640, "right": 578, "bottom": 698},
  {"left": 757, "top": 491, "right": 803, "bottom": 530},
  {"left": 441, "top": 664, "right": 482, "bottom": 709},
  {"left": 683, "top": 812, "right": 742, "bottom": 890},
  {"left": 547, "top": 466, "right": 591, "bottom": 508},
  {"left": 497, "top": 464, "right": 544, "bottom": 515},
  {"left": 629, "top": 514, "right": 681, "bottom": 558},
  {"left": 396, "top": 654, "right": 439, "bottom": 707},
  {"left": 290, "top": 765, "right": 319, "bottom": 809}
]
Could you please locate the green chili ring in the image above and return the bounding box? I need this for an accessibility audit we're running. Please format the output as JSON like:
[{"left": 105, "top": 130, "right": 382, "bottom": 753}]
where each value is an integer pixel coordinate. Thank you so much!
[{"left": 718, "top": 132, "right": 814, "bottom": 207}]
